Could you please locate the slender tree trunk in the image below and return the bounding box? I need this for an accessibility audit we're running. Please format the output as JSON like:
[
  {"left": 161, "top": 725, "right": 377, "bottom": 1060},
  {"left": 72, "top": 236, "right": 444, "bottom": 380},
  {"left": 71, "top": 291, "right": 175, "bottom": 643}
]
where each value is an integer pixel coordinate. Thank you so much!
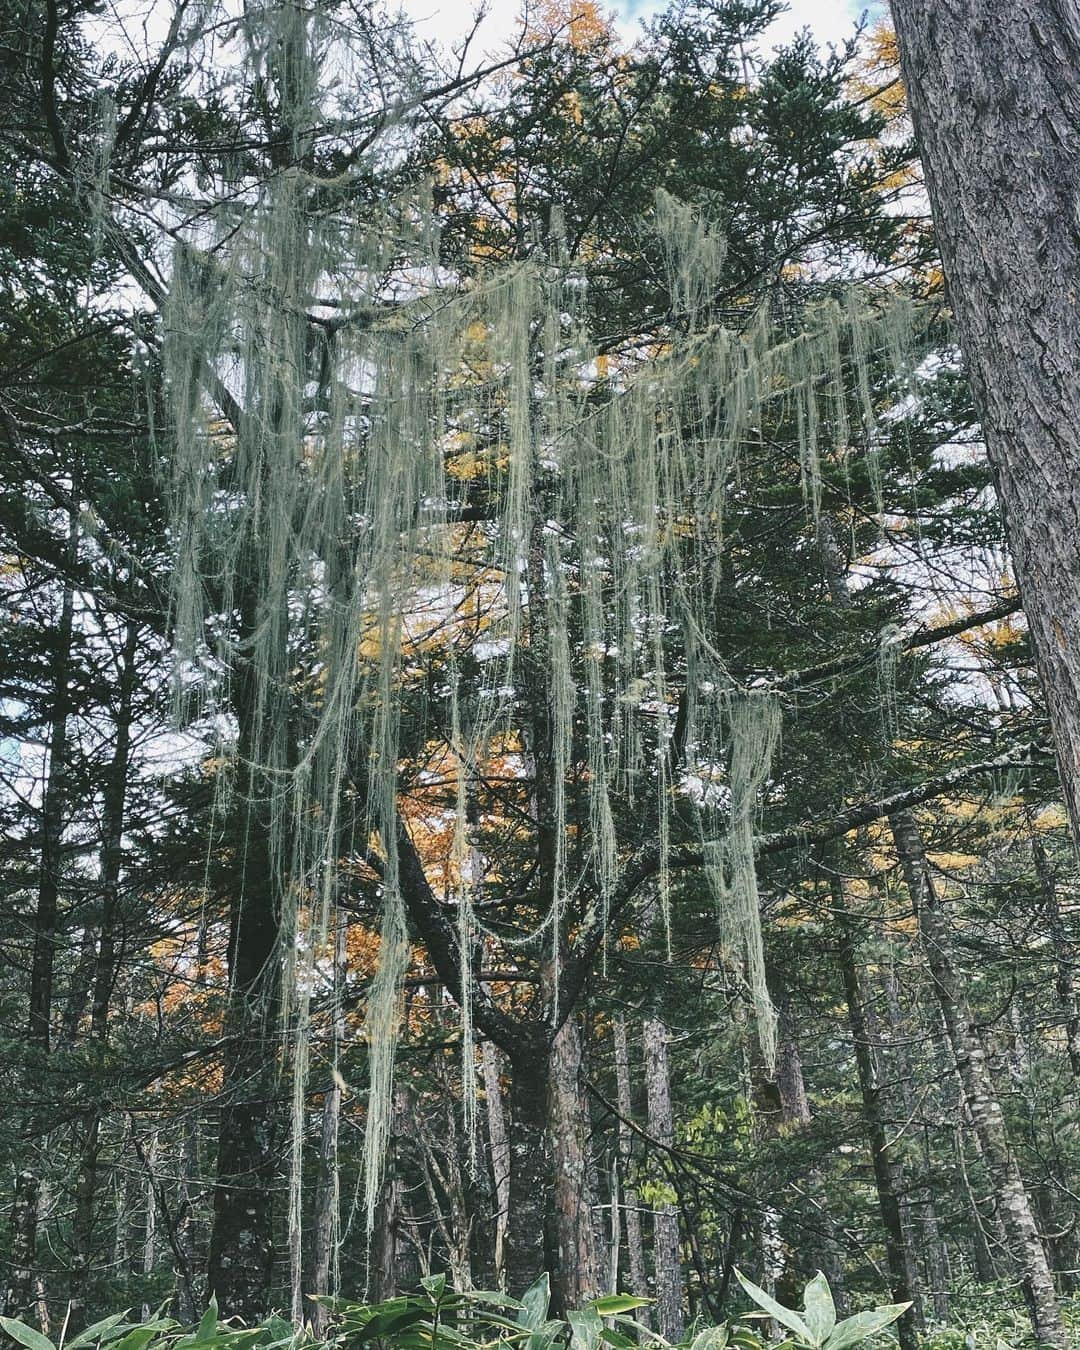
[
  {"left": 174, "top": 1117, "right": 201, "bottom": 1322},
  {"left": 888, "top": 0, "right": 1080, "bottom": 844},
  {"left": 890, "top": 810, "right": 1065, "bottom": 1348},
  {"left": 879, "top": 965, "right": 951, "bottom": 1322},
  {"left": 68, "top": 622, "right": 138, "bottom": 1324},
  {"left": 643, "top": 1014, "right": 683, "bottom": 1342},
  {"left": 613, "top": 1015, "right": 650, "bottom": 1326},
  {"left": 308, "top": 915, "right": 346, "bottom": 1331},
  {"left": 10, "top": 541, "right": 78, "bottom": 1326},
  {"left": 142, "top": 1130, "right": 159, "bottom": 1320},
  {"left": 836, "top": 905, "right": 923, "bottom": 1350},
  {"left": 481, "top": 1041, "right": 511, "bottom": 1290}
]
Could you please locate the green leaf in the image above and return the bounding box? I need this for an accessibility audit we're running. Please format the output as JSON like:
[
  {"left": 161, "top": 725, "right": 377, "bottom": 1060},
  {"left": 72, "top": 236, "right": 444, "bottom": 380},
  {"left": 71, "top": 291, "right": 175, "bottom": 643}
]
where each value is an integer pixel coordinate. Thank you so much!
[
  {"left": 1, "top": 1319, "right": 57, "bottom": 1350},
  {"left": 734, "top": 1271, "right": 811, "bottom": 1345},
  {"left": 111, "top": 1323, "right": 175, "bottom": 1350},
  {"left": 599, "top": 1329, "right": 638, "bottom": 1350},
  {"left": 65, "top": 1313, "right": 131, "bottom": 1350},
  {"left": 421, "top": 1274, "right": 448, "bottom": 1303},
  {"left": 589, "top": 1297, "right": 653, "bottom": 1317},
  {"left": 824, "top": 1304, "right": 911, "bottom": 1350},
  {"left": 689, "top": 1326, "right": 730, "bottom": 1350},
  {"left": 194, "top": 1302, "right": 219, "bottom": 1345},
  {"left": 463, "top": 1289, "right": 523, "bottom": 1311},
  {"left": 517, "top": 1275, "right": 551, "bottom": 1332},
  {"left": 802, "top": 1274, "right": 836, "bottom": 1344},
  {"left": 569, "top": 1309, "right": 604, "bottom": 1350}
]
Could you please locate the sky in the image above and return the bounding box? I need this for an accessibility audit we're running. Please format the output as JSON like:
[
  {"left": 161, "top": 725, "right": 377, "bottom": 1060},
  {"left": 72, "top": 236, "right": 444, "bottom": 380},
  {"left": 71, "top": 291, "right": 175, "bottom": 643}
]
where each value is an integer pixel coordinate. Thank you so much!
[{"left": 400, "top": 0, "right": 884, "bottom": 62}]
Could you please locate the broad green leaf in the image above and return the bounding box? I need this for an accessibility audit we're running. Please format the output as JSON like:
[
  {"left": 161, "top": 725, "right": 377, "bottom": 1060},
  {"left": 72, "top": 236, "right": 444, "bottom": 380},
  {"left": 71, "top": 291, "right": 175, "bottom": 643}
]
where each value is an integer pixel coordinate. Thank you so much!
[
  {"left": 194, "top": 1301, "right": 219, "bottom": 1345},
  {"left": 421, "top": 1274, "right": 448, "bottom": 1303},
  {"left": 463, "top": 1289, "right": 523, "bottom": 1311},
  {"left": 111, "top": 1322, "right": 176, "bottom": 1350},
  {"left": 824, "top": 1304, "right": 911, "bottom": 1350},
  {"left": 589, "top": 1297, "right": 653, "bottom": 1317},
  {"left": 734, "top": 1271, "right": 811, "bottom": 1345},
  {"left": 517, "top": 1275, "right": 551, "bottom": 1332},
  {"left": 802, "top": 1274, "right": 836, "bottom": 1344},
  {"left": 689, "top": 1326, "right": 730, "bottom": 1350},
  {"left": 599, "top": 1329, "right": 638, "bottom": 1350},
  {"left": 65, "top": 1312, "right": 131, "bottom": 1350},
  {"left": 568, "top": 1309, "right": 603, "bottom": 1350},
  {"left": 1, "top": 1319, "right": 56, "bottom": 1350}
]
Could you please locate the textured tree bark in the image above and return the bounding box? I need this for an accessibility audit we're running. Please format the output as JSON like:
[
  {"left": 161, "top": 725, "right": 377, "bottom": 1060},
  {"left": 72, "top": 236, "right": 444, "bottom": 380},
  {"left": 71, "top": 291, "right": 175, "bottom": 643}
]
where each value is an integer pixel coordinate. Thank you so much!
[
  {"left": 1031, "top": 833, "right": 1080, "bottom": 1079},
  {"left": 888, "top": 0, "right": 1080, "bottom": 841},
  {"left": 879, "top": 965, "right": 951, "bottom": 1322},
  {"left": 548, "top": 1013, "right": 602, "bottom": 1314},
  {"left": 890, "top": 810, "right": 1065, "bottom": 1347},
  {"left": 505, "top": 1059, "right": 553, "bottom": 1298},
  {"left": 68, "top": 621, "right": 138, "bottom": 1326},
  {"left": 481, "top": 1041, "right": 512, "bottom": 1290},
  {"left": 308, "top": 916, "right": 346, "bottom": 1332},
  {"left": 613, "top": 1014, "right": 651, "bottom": 1328},
  {"left": 643, "top": 1014, "right": 683, "bottom": 1342},
  {"left": 2, "top": 1172, "right": 41, "bottom": 1318},
  {"left": 28, "top": 570, "right": 74, "bottom": 1051},
  {"left": 836, "top": 905, "right": 924, "bottom": 1350},
  {"left": 9, "top": 544, "right": 77, "bottom": 1324}
]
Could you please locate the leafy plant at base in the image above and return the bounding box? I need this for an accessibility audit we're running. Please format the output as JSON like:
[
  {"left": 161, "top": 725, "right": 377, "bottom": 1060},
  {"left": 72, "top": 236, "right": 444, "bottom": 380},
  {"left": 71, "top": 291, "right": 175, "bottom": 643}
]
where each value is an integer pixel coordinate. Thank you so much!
[
  {"left": 0, "top": 1274, "right": 917, "bottom": 1350},
  {"left": 734, "top": 1271, "right": 911, "bottom": 1350}
]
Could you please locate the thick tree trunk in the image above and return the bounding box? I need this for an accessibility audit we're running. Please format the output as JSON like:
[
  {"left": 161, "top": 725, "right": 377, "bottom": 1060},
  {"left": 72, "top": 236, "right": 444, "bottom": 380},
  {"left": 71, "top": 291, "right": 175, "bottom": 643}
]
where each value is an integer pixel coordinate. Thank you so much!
[
  {"left": 613, "top": 1014, "right": 651, "bottom": 1326},
  {"left": 2, "top": 1172, "right": 40, "bottom": 1318},
  {"left": 1031, "top": 833, "right": 1080, "bottom": 1079},
  {"left": 206, "top": 883, "right": 279, "bottom": 1318},
  {"left": 836, "top": 907, "right": 923, "bottom": 1350},
  {"left": 890, "top": 810, "right": 1065, "bottom": 1347},
  {"left": 643, "top": 1014, "right": 683, "bottom": 1342},
  {"left": 888, "top": 0, "right": 1080, "bottom": 841},
  {"left": 505, "top": 1059, "right": 552, "bottom": 1298}
]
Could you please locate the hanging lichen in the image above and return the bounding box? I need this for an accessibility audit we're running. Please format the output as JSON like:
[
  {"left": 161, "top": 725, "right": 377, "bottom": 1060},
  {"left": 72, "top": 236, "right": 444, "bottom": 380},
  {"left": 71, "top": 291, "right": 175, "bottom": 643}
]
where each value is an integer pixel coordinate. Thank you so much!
[{"left": 159, "top": 0, "right": 919, "bottom": 1261}]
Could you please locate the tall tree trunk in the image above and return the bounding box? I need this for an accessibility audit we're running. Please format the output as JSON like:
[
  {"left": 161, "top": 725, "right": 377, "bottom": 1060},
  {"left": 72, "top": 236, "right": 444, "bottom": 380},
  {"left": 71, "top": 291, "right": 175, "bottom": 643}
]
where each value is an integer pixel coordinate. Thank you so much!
[
  {"left": 505, "top": 1058, "right": 552, "bottom": 1298},
  {"left": 879, "top": 964, "right": 951, "bottom": 1322},
  {"left": 308, "top": 915, "right": 346, "bottom": 1332},
  {"left": 890, "top": 810, "right": 1065, "bottom": 1347},
  {"left": 10, "top": 540, "right": 78, "bottom": 1325},
  {"left": 481, "top": 1041, "right": 511, "bottom": 1291},
  {"left": 836, "top": 904, "right": 923, "bottom": 1350},
  {"left": 1031, "top": 833, "right": 1080, "bottom": 1079},
  {"left": 2, "top": 1172, "right": 41, "bottom": 1319},
  {"left": 613, "top": 1014, "right": 651, "bottom": 1326},
  {"left": 643, "top": 1014, "right": 683, "bottom": 1342},
  {"left": 68, "top": 621, "right": 139, "bottom": 1324},
  {"left": 888, "top": 0, "right": 1080, "bottom": 843},
  {"left": 174, "top": 1117, "right": 201, "bottom": 1322},
  {"left": 206, "top": 584, "right": 284, "bottom": 1318},
  {"left": 548, "top": 1013, "right": 601, "bottom": 1314}
]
